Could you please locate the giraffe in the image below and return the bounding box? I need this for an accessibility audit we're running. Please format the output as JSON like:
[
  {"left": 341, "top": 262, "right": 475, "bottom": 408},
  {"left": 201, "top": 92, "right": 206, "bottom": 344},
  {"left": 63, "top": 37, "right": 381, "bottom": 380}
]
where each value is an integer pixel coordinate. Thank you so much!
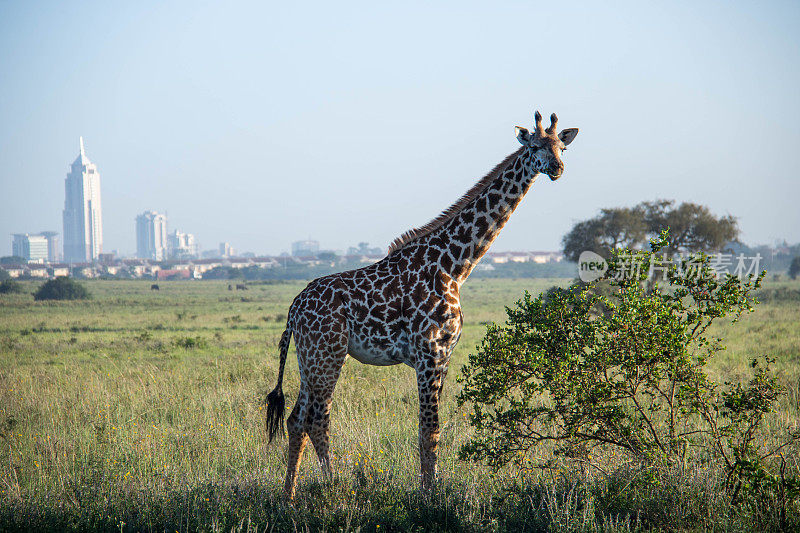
[{"left": 266, "top": 111, "right": 578, "bottom": 500}]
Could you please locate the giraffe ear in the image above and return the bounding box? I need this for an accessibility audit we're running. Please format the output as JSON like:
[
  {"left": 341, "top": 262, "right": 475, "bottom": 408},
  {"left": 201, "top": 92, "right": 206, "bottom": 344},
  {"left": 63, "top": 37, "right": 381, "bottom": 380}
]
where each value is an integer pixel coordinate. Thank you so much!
[
  {"left": 516, "top": 126, "right": 532, "bottom": 145},
  {"left": 559, "top": 128, "right": 579, "bottom": 146}
]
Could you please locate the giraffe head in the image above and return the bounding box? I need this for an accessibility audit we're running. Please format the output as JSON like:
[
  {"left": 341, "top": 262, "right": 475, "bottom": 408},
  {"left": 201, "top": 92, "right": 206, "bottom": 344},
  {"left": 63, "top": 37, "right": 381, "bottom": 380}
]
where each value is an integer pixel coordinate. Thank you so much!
[{"left": 515, "top": 111, "right": 578, "bottom": 180}]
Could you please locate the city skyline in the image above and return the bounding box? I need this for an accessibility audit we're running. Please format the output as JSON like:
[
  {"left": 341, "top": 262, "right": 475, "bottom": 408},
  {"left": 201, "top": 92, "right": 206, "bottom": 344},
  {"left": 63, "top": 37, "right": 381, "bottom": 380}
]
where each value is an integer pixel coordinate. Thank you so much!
[
  {"left": 1, "top": 2, "right": 799, "bottom": 258},
  {"left": 5, "top": 131, "right": 799, "bottom": 261}
]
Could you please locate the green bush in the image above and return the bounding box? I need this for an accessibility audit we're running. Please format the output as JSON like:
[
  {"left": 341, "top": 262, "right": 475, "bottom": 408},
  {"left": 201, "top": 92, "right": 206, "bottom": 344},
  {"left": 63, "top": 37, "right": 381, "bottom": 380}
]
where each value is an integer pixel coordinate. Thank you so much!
[
  {"left": 0, "top": 279, "right": 24, "bottom": 294},
  {"left": 173, "top": 335, "right": 207, "bottom": 349},
  {"left": 458, "top": 232, "right": 799, "bottom": 512},
  {"left": 33, "top": 277, "right": 91, "bottom": 301}
]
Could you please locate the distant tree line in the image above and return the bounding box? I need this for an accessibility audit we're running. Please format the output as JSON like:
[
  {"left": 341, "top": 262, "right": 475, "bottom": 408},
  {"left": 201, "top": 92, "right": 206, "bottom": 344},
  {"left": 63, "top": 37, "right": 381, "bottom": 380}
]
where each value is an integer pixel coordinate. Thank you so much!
[
  {"left": 201, "top": 260, "right": 373, "bottom": 281},
  {"left": 196, "top": 257, "right": 577, "bottom": 281}
]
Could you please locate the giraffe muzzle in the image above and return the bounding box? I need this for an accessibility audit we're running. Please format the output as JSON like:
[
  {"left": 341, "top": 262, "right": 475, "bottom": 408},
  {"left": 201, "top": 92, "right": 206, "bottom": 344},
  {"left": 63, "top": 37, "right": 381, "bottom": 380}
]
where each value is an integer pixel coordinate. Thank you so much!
[{"left": 547, "top": 166, "right": 564, "bottom": 180}]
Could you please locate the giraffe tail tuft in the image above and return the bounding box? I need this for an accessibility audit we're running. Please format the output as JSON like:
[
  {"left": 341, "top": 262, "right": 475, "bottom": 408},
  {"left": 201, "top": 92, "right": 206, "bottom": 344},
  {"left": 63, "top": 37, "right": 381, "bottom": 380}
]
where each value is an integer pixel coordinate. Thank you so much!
[
  {"left": 265, "top": 387, "right": 285, "bottom": 443},
  {"left": 266, "top": 325, "right": 291, "bottom": 443}
]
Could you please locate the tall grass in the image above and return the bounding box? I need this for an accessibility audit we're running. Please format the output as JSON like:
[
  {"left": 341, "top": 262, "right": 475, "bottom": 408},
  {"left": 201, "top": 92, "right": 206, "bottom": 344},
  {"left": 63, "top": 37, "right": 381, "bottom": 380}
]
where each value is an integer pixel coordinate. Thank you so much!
[{"left": 1, "top": 279, "right": 798, "bottom": 531}]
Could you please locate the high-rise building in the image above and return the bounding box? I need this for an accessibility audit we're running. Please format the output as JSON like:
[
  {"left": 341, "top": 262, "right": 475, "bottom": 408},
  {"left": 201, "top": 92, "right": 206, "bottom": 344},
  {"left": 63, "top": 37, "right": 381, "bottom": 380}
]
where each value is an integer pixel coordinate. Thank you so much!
[
  {"left": 219, "top": 242, "right": 235, "bottom": 257},
  {"left": 63, "top": 137, "right": 103, "bottom": 263},
  {"left": 291, "top": 239, "right": 319, "bottom": 256},
  {"left": 12, "top": 233, "right": 49, "bottom": 262},
  {"left": 168, "top": 230, "right": 198, "bottom": 259},
  {"left": 10, "top": 232, "right": 60, "bottom": 262},
  {"left": 136, "top": 211, "right": 168, "bottom": 260},
  {"left": 39, "top": 231, "right": 61, "bottom": 262}
]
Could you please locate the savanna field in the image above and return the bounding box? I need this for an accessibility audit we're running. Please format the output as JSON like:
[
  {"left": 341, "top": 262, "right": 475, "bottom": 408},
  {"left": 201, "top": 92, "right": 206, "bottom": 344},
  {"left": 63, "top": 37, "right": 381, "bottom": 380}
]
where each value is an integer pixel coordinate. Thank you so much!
[{"left": 1, "top": 278, "right": 799, "bottom": 532}]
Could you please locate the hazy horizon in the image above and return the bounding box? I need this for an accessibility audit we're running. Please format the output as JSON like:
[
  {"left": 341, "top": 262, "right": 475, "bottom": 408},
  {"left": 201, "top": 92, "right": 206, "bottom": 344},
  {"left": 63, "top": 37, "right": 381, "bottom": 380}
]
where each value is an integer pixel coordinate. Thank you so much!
[{"left": 1, "top": 1, "right": 799, "bottom": 258}]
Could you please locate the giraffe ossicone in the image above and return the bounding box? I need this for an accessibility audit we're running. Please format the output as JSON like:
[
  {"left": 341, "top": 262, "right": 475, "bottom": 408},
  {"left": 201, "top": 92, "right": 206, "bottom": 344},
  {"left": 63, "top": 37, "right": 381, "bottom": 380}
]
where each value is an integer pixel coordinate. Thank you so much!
[{"left": 266, "top": 111, "right": 579, "bottom": 500}]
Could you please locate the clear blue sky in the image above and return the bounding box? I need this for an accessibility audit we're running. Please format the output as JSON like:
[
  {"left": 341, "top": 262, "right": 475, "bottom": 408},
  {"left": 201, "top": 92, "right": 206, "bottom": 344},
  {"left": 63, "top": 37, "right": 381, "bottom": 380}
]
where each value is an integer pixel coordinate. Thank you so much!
[{"left": 1, "top": 0, "right": 798, "bottom": 256}]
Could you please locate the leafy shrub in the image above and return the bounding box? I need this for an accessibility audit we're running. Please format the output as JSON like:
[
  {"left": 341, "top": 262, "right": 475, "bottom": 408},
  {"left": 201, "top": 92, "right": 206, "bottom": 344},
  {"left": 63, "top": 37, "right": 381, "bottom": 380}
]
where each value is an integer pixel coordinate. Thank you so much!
[
  {"left": 0, "top": 279, "right": 24, "bottom": 294},
  {"left": 173, "top": 336, "right": 207, "bottom": 349},
  {"left": 33, "top": 277, "right": 91, "bottom": 301},
  {"left": 223, "top": 314, "right": 243, "bottom": 324},
  {"left": 458, "top": 232, "right": 798, "bottom": 511}
]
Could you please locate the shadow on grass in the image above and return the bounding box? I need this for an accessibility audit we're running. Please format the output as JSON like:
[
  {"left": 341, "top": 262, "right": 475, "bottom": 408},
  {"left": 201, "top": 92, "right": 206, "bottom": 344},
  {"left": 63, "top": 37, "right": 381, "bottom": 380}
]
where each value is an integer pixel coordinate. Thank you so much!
[
  {"left": 2, "top": 466, "right": 798, "bottom": 532},
  {"left": 0, "top": 473, "right": 570, "bottom": 533}
]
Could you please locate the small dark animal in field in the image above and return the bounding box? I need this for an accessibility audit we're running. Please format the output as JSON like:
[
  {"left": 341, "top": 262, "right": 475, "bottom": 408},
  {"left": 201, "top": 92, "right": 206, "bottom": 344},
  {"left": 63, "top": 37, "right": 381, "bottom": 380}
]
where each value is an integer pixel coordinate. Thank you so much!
[
  {"left": 150, "top": 284, "right": 160, "bottom": 291},
  {"left": 236, "top": 284, "right": 248, "bottom": 290},
  {"left": 265, "top": 110, "right": 579, "bottom": 501},
  {"left": 228, "top": 284, "right": 233, "bottom": 291}
]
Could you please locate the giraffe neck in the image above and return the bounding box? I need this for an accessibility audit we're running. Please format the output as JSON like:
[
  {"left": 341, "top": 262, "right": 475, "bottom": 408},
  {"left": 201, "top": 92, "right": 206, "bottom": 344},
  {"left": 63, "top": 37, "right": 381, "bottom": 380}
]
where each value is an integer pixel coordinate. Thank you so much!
[{"left": 418, "top": 148, "right": 538, "bottom": 284}]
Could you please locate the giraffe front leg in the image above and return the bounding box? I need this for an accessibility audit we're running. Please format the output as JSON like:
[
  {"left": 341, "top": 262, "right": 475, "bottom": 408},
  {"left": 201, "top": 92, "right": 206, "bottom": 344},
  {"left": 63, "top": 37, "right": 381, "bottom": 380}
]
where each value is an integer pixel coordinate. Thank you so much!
[{"left": 416, "top": 362, "right": 447, "bottom": 490}]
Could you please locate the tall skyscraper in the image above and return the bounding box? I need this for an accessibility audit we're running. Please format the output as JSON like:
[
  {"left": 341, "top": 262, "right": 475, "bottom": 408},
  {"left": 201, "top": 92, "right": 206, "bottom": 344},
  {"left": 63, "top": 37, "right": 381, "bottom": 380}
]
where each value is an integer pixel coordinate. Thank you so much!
[
  {"left": 136, "top": 211, "right": 168, "bottom": 260},
  {"left": 63, "top": 137, "right": 103, "bottom": 263}
]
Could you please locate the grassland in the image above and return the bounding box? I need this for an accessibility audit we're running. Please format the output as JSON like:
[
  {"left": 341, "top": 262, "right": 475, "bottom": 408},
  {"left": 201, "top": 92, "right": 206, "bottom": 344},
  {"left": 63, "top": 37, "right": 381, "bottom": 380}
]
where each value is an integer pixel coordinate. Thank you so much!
[{"left": 1, "top": 277, "right": 799, "bottom": 532}]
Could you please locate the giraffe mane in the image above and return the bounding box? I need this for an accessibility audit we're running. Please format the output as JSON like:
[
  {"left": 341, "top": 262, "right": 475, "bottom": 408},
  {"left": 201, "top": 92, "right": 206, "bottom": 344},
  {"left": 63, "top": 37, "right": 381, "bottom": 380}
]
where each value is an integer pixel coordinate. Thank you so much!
[{"left": 388, "top": 147, "right": 525, "bottom": 254}]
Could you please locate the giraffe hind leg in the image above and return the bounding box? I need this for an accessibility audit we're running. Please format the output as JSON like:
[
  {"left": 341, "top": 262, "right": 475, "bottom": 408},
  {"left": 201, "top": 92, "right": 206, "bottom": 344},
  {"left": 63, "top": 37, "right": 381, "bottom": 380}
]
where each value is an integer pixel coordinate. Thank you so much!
[
  {"left": 283, "top": 340, "right": 347, "bottom": 499},
  {"left": 307, "top": 386, "right": 339, "bottom": 477},
  {"left": 283, "top": 387, "right": 309, "bottom": 501},
  {"left": 284, "top": 386, "right": 338, "bottom": 499},
  {"left": 306, "top": 348, "right": 346, "bottom": 478},
  {"left": 307, "top": 400, "right": 333, "bottom": 476}
]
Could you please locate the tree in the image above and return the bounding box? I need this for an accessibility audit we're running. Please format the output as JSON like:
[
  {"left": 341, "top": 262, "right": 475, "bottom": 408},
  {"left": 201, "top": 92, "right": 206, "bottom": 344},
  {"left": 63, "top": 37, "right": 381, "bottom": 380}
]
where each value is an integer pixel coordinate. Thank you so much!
[
  {"left": 562, "top": 207, "right": 647, "bottom": 262},
  {"left": 640, "top": 200, "right": 739, "bottom": 255},
  {"left": 562, "top": 200, "right": 739, "bottom": 262},
  {"left": 33, "top": 277, "right": 91, "bottom": 301},
  {"left": 458, "top": 233, "right": 797, "bottom": 503},
  {"left": 790, "top": 256, "right": 800, "bottom": 280}
]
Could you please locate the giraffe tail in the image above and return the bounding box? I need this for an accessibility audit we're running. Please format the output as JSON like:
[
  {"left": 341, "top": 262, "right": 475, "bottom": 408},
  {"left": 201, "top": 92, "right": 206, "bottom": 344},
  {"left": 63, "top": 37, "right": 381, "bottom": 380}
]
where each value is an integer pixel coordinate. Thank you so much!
[{"left": 266, "top": 325, "right": 292, "bottom": 443}]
